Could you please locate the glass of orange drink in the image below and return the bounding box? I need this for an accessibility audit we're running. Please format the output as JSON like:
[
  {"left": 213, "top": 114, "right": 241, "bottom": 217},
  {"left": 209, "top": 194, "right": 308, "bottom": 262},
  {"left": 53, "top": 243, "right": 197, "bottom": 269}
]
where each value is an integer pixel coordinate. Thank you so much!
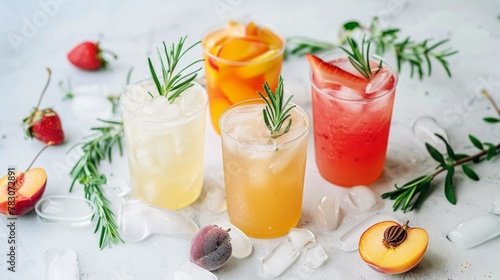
[
  {"left": 219, "top": 92, "right": 309, "bottom": 238},
  {"left": 202, "top": 21, "right": 285, "bottom": 133}
]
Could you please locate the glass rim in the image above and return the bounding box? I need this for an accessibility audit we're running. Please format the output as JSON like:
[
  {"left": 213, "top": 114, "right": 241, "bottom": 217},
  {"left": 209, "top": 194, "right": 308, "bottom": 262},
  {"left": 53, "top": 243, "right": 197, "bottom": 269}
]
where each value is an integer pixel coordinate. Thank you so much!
[
  {"left": 309, "top": 51, "right": 399, "bottom": 103},
  {"left": 201, "top": 21, "right": 286, "bottom": 67},
  {"left": 219, "top": 98, "right": 310, "bottom": 149},
  {"left": 120, "top": 79, "right": 208, "bottom": 125}
]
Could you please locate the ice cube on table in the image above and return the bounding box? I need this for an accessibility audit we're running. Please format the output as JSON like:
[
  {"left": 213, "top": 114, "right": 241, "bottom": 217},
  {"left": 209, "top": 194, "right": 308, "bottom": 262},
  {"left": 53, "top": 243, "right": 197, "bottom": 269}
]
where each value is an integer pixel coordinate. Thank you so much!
[
  {"left": 71, "top": 95, "right": 112, "bottom": 126},
  {"left": 412, "top": 116, "right": 449, "bottom": 153},
  {"left": 103, "top": 177, "right": 131, "bottom": 197},
  {"left": 366, "top": 68, "right": 392, "bottom": 94},
  {"left": 302, "top": 243, "right": 328, "bottom": 272},
  {"left": 44, "top": 249, "right": 79, "bottom": 280},
  {"left": 173, "top": 260, "right": 218, "bottom": 280},
  {"left": 210, "top": 218, "right": 252, "bottom": 259},
  {"left": 491, "top": 198, "right": 500, "bottom": 215},
  {"left": 339, "top": 212, "right": 402, "bottom": 252},
  {"left": 446, "top": 214, "right": 500, "bottom": 249},
  {"left": 314, "top": 194, "right": 341, "bottom": 231},
  {"left": 260, "top": 241, "right": 300, "bottom": 278},
  {"left": 288, "top": 228, "right": 316, "bottom": 248},
  {"left": 203, "top": 182, "right": 227, "bottom": 214},
  {"left": 117, "top": 197, "right": 199, "bottom": 242},
  {"left": 345, "top": 185, "right": 380, "bottom": 211},
  {"left": 35, "top": 196, "right": 95, "bottom": 225}
]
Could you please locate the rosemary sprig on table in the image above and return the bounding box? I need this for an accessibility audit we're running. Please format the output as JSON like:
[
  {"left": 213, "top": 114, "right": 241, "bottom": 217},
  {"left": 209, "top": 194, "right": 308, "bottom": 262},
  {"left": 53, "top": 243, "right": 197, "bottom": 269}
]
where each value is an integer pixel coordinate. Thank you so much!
[
  {"left": 286, "top": 16, "right": 458, "bottom": 79},
  {"left": 382, "top": 90, "right": 500, "bottom": 212},
  {"left": 148, "top": 36, "right": 204, "bottom": 102},
  {"left": 339, "top": 36, "right": 381, "bottom": 79},
  {"left": 69, "top": 119, "right": 124, "bottom": 248},
  {"left": 257, "top": 76, "right": 295, "bottom": 138}
]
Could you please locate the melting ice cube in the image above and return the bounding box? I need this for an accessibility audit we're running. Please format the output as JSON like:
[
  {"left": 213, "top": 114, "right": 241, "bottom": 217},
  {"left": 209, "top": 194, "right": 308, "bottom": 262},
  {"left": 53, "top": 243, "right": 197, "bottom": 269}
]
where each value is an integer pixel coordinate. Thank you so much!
[
  {"left": 314, "top": 194, "right": 341, "bottom": 231},
  {"left": 260, "top": 242, "right": 300, "bottom": 278},
  {"left": 446, "top": 214, "right": 500, "bottom": 249},
  {"left": 288, "top": 228, "right": 316, "bottom": 248},
  {"left": 490, "top": 198, "right": 500, "bottom": 215},
  {"left": 117, "top": 197, "right": 199, "bottom": 242},
  {"left": 339, "top": 212, "right": 402, "bottom": 252},
  {"left": 173, "top": 260, "right": 218, "bottom": 280},
  {"left": 302, "top": 243, "right": 328, "bottom": 272},
  {"left": 210, "top": 218, "right": 252, "bottom": 259},
  {"left": 345, "top": 185, "right": 380, "bottom": 211},
  {"left": 35, "top": 196, "right": 95, "bottom": 225},
  {"left": 412, "top": 116, "right": 449, "bottom": 153},
  {"left": 44, "top": 249, "right": 79, "bottom": 280},
  {"left": 203, "top": 182, "right": 227, "bottom": 214}
]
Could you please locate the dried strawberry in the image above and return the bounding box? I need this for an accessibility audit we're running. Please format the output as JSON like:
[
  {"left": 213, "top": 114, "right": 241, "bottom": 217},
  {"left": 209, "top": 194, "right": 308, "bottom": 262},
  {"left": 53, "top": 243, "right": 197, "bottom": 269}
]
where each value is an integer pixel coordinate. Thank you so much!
[{"left": 23, "top": 68, "right": 65, "bottom": 145}]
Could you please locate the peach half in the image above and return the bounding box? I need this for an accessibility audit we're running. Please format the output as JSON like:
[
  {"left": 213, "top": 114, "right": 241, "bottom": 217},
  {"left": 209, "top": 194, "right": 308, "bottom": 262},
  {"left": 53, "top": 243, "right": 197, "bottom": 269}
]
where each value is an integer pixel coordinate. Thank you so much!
[
  {"left": 358, "top": 220, "right": 428, "bottom": 274},
  {"left": 0, "top": 168, "right": 47, "bottom": 217}
]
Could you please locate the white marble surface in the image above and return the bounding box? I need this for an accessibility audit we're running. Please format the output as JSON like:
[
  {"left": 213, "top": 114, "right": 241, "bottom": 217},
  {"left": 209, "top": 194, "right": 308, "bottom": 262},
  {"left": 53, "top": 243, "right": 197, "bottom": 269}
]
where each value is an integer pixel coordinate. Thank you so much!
[{"left": 1, "top": 0, "right": 500, "bottom": 279}]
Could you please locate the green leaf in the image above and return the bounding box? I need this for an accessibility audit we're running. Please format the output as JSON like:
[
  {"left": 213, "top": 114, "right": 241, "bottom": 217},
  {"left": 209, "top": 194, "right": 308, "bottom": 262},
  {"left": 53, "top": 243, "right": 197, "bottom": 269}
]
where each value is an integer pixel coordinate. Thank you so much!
[
  {"left": 445, "top": 166, "right": 456, "bottom": 204},
  {"left": 435, "top": 133, "right": 456, "bottom": 160},
  {"left": 468, "top": 134, "right": 484, "bottom": 150},
  {"left": 454, "top": 153, "right": 469, "bottom": 160},
  {"left": 483, "top": 117, "right": 500, "bottom": 123},
  {"left": 486, "top": 144, "right": 497, "bottom": 160},
  {"left": 426, "top": 143, "right": 445, "bottom": 163},
  {"left": 462, "top": 165, "right": 479, "bottom": 181},
  {"left": 343, "top": 21, "right": 361, "bottom": 31},
  {"left": 411, "top": 179, "right": 432, "bottom": 210}
]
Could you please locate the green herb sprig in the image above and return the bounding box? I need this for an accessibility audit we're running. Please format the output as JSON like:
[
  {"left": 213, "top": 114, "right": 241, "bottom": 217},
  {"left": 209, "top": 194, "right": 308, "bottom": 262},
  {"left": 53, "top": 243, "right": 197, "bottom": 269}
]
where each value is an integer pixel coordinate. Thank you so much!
[
  {"left": 286, "top": 17, "right": 458, "bottom": 80},
  {"left": 382, "top": 90, "right": 500, "bottom": 212},
  {"left": 148, "top": 36, "right": 203, "bottom": 102},
  {"left": 339, "top": 36, "right": 381, "bottom": 79},
  {"left": 257, "top": 76, "right": 295, "bottom": 138},
  {"left": 69, "top": 119, "right": 124, "bottom": 249}
]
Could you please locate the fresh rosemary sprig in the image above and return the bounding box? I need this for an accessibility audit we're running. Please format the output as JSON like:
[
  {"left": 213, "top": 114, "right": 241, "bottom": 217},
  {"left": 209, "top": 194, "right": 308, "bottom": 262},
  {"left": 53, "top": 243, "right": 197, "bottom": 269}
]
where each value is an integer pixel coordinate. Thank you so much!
[
  {"left": 257, "top": 76, "right": 295, "bottom": 138},
  {"left": 382, "top": 90, "right": 500, "bottom": 212},
  {"left": 286, "top": 16, "right": 458, "bottom": 79},
  {"left": 69, "top": 119, "right": 125, "bottom": 248},
  {"left": 339, "top": 36, "right": 381, "bottom": 79},
  {"left": 148, "top": 36, "right": 203, "bottom": 102}
]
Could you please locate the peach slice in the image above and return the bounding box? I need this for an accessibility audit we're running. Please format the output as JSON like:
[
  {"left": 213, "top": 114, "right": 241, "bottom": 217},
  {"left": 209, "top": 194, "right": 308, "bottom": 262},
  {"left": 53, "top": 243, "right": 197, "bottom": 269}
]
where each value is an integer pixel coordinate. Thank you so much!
[
  {"left": 258, "top": 27, "right": 283, "bottom": 49},
  {"left": 234, "top": 49, "right": 281, "bottom": 78},
  {"left": 0, "top": 168, "right": 47, "bottom": 217},
  {"left": 217, "top": 38, "right": 269, "bottom": 62},
  {"left": 219, "top": 74, "right": 265, "bottom": 104},
  {"left": 245, "top": 21, "right": 260, "bottom": 36},
  {"left": 358, "top": 221, "right": 428, "bottom": 274}
]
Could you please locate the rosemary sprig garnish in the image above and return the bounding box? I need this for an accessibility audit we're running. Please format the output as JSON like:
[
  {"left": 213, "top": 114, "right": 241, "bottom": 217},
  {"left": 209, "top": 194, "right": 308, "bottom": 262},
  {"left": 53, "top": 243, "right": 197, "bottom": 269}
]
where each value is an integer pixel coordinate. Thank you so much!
[
  {"left": 148, "top": 36, "right": 203, "bottom": 102},
  {"left": 69, "top": 119, "right": 125, "bottom": 248},
  {"left": 339, "top": 36, "right": 381, "bottom": 79},
  {"left": 382, "top": 90, "right": 500, "bottom": 212},
  {"left": 257, "top": 76, "right": 295, "bottom": 138},
  {"left": 286, "top": 16, "right": 458, "bottom": 79}
]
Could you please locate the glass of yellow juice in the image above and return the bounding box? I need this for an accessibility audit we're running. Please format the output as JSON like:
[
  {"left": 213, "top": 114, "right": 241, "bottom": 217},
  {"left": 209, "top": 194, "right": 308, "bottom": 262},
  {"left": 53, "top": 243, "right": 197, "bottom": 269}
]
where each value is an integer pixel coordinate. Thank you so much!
[
  {"left": 120, "top": 79, "right": 208, "bottom": 210},
  {"left": 219, "top": 99, "right": 309, "bottom": 238},
  {"left": 202, "top": 20, "right": 285, "bottom": 133}
]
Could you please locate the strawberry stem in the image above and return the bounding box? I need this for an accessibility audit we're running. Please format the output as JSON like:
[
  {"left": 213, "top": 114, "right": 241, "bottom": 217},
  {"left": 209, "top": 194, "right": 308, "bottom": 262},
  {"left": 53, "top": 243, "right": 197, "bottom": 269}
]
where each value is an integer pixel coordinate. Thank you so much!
[
  {"left": 101, "top": 49, "right": 118, "bottom": 59},
  {"left": 35, "top": 68, "right": 52, "bottom": 110},
  {"left": 26, "top": 142, "right": 53, "bottom": 172}
]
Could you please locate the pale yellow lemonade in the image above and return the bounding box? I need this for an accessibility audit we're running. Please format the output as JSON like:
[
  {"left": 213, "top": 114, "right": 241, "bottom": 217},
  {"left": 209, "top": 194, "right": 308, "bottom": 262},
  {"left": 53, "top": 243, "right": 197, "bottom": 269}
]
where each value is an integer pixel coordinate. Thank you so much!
[
  {"left": 120, "top": 80, "right": 207, "bottom": 210},
  {"left": 220, "top": 99, "right": 309, "bottom": 238}
]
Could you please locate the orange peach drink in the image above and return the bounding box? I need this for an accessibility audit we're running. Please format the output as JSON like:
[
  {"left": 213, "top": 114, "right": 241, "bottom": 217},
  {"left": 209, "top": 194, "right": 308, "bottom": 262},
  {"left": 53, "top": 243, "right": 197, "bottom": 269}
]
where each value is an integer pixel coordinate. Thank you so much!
[{"left": 202, "top": 21, "right": 284, "bottom": 133}]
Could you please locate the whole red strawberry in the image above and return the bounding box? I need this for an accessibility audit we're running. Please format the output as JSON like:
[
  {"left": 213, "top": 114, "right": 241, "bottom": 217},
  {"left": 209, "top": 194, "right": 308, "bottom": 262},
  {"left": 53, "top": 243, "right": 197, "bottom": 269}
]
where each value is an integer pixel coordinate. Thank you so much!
[
  {"left": 23, "top": 68, "right": 65, "bottom": 145},
  {"left": 67, "top": 41, "right": 117, "bottom": 71}
]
